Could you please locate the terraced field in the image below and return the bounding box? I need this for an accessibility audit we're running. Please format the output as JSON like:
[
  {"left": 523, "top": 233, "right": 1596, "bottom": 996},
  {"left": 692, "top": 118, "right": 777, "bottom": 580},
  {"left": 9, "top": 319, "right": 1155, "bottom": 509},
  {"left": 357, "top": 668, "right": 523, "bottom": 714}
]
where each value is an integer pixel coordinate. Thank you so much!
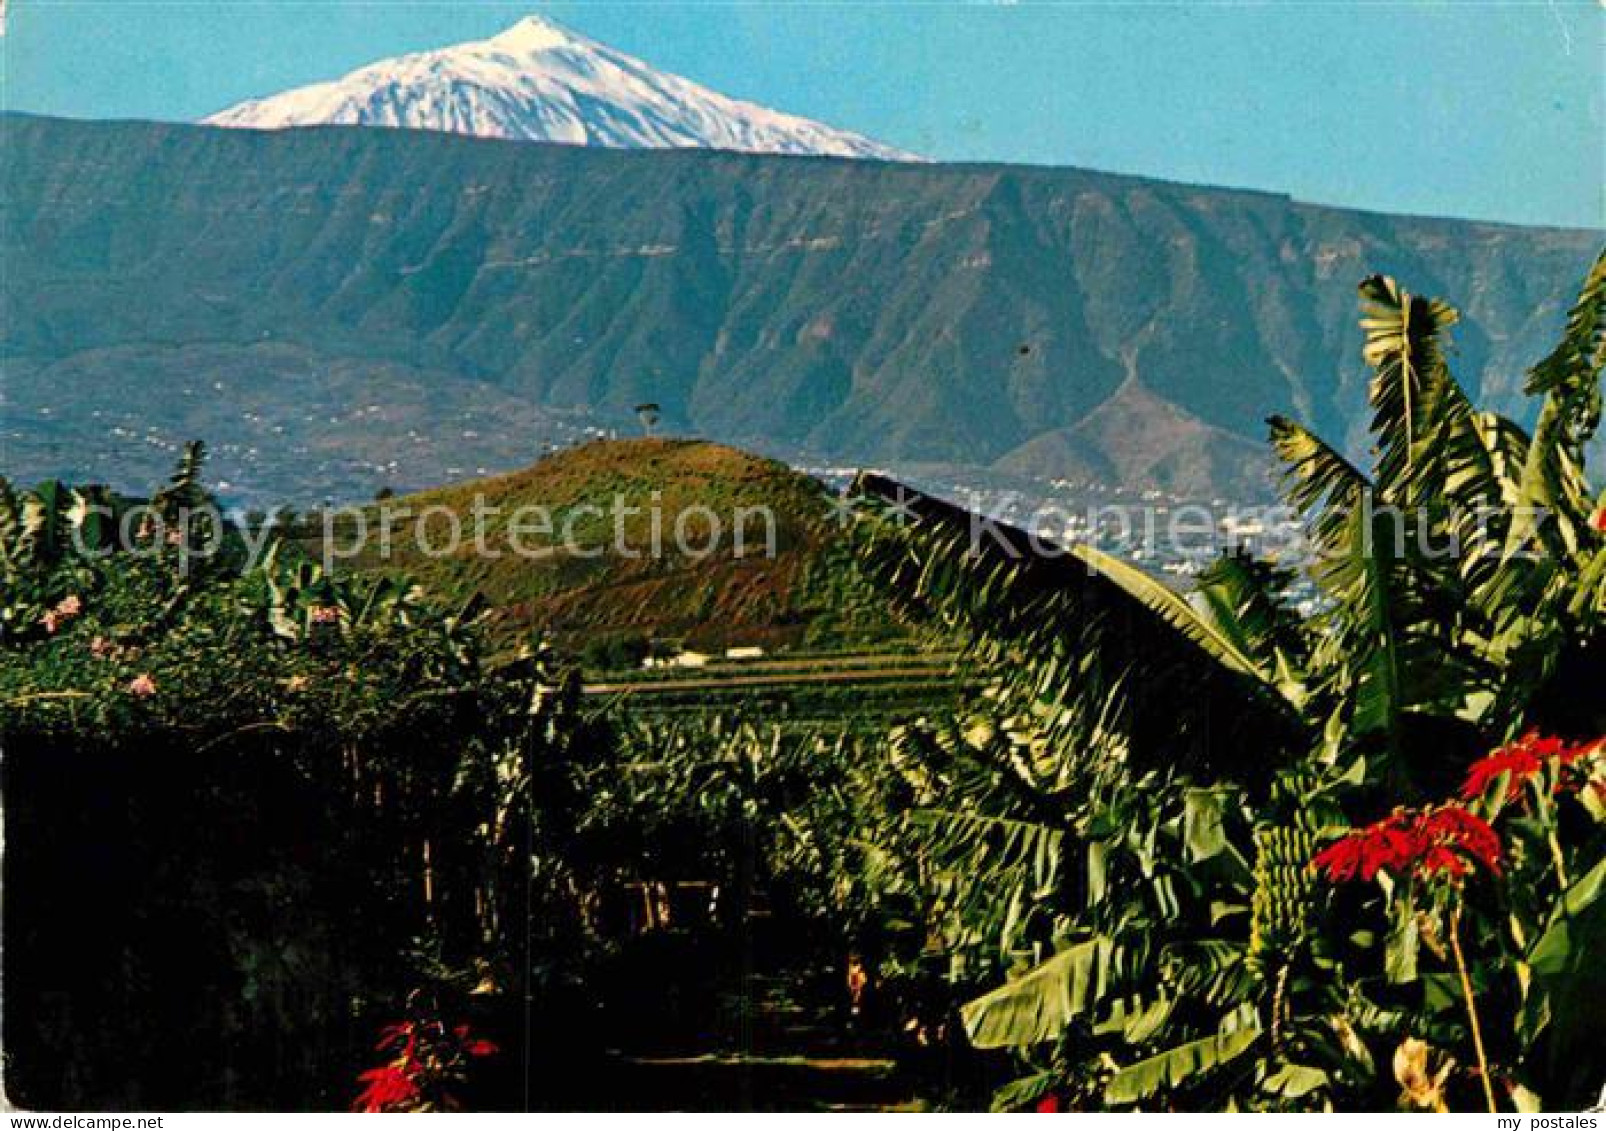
[{"left": 584, "top": 649, "right": 967, "bottom": 727}]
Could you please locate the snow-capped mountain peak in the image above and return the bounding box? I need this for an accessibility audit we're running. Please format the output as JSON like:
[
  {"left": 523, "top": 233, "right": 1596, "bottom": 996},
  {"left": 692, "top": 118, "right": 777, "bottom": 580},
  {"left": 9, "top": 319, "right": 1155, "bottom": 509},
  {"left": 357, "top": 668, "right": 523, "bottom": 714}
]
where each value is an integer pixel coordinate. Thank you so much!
[
  {"left": 203, "top": 14, "right": 917, "bottom": 161},
  {"left": 487, "top": 14, "right": 580, "bottom": 53}
]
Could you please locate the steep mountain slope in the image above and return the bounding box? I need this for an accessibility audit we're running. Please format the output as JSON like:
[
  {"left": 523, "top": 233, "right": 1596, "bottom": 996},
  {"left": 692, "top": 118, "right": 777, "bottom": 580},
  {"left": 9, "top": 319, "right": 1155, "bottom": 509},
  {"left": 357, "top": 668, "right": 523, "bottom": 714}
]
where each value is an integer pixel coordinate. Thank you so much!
[
  {"left": 204, "top": 15, "right": 913, "bottom": 161},
  {"left": 1, "top": 115, "right": 1598, "bottom": 504},
  {"left": 993, "top": 380, "right": 1273, "bottom": 500}
]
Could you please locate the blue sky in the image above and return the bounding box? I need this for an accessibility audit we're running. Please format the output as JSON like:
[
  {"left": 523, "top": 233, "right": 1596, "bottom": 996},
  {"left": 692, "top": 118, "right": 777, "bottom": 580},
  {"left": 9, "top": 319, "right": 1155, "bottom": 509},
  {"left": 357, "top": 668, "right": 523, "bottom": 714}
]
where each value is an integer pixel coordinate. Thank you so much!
[{"left": 2, "top": 1, "right": 1601, "bottom": 228}]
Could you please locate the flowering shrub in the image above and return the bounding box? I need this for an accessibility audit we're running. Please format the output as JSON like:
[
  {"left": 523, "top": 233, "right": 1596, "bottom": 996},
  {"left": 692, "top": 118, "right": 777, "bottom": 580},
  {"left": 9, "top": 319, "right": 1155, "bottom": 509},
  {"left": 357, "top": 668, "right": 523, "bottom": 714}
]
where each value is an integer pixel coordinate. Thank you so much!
[
  {"left": 2, "top": 451, "right": 539, "bottom": 1111},
  {"left": 1308, "top": 732, "right": 1606, "bottom": 1113},
  {"left": 353, "top": 1009, "right": 499, "bottom": 1113}
]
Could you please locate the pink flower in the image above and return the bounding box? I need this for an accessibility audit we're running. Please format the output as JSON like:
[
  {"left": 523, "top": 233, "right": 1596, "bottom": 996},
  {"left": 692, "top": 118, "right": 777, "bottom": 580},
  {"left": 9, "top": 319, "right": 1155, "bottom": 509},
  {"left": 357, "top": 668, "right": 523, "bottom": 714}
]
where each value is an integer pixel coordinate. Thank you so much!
[
  {"left": 127, "top": 674, "right": 158, "bottom": 698},
  {"left": 90, "top": 636, "right": 113, "bottom": 659},
  {"left": 39, "top": 594, "right": 85, "bottom": 635},
  {"left": 308, "top": 605, "right": 341, "bottom": 625}
]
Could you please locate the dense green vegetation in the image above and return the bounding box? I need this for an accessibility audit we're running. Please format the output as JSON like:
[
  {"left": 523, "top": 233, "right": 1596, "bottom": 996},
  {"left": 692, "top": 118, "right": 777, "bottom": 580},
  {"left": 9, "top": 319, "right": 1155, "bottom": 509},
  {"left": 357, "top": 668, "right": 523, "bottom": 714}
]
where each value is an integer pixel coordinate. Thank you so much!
[
  {"left": 4, "top": 113, "right": 1599, "bottom": 504},
  {"left": 842, "top": 254, "right": 1606, "bottom": 1111},
  {"left": 3, "top": 254, "right": 1603, "bottom": 1111}
]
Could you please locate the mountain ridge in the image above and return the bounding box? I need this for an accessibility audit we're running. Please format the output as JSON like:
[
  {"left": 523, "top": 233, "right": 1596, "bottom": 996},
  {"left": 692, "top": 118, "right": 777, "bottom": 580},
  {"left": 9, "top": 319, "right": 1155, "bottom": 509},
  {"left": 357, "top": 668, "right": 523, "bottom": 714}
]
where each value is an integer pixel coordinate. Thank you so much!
[{"left": 1, "top": 114, "right": 1598, "bottom": 505}]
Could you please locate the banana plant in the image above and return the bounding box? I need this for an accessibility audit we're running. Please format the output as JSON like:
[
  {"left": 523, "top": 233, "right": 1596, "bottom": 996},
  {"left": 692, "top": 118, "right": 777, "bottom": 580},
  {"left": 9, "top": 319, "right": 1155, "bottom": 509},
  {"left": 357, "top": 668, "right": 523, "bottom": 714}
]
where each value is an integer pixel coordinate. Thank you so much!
[{"left": 849, "top": 251, "right": 1606, "bottom": 1110}]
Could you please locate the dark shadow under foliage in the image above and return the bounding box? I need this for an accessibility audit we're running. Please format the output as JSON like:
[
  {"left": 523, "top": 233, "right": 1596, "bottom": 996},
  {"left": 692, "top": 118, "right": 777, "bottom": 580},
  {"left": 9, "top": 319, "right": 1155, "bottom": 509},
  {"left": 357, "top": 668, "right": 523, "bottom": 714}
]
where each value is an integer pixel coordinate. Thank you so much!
[{"left": 3, "top": 735, "right": 395, "bottom": 1109}]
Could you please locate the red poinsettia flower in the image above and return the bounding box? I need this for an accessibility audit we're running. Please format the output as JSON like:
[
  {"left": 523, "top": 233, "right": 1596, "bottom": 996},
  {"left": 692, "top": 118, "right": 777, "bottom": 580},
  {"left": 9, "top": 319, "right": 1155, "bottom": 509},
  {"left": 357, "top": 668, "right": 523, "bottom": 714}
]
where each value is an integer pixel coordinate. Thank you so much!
[
  {"left": 353, "top": 1064, "right": 420, "bottom": 1113},
  {"left": 1462, "top": 732, "right": 1606, "bottom": 800},
  {"left": 376, "top": 1022, "right": 420, "bottom": 1065},
  {"left": 358, "top": 1012, "right": 498, "bottom": 1112},
  {"left": 1461, "top": 750, "right": 1536, "bottom": 800},
  {"left": 1417, "top": 806, "right": 1501, "bottom": 875},
  {"left": 376, "top": 1021, "right": 410, "bottom": 1051},
  {"left": 1312, "top": 805, "right": 1500, "bottom": 884},
  {"left": 1590, "top": 506, "right": 1606, "bottom": 534},
  {"left": 1419, "top": 845, "right": 1471, "bottom": 878},
  {"left": 1311, "top": 810, "right": 1420, "bottom": 882},
  {"left": 1308, "top": 834, "right": 1366, "bottom": 882},
  {"left": 1558, "top": 737, "right": 1605, "bottom": 769},
  {"left": 453, "top": 1024, "right": 500, "bottom": 1058},
  {"left": 1035, "top": 1093, "right": 1063, "bottom": 1113},
  {"left": 1461, "top": 731, "right": 1554, "bottom": 800}
]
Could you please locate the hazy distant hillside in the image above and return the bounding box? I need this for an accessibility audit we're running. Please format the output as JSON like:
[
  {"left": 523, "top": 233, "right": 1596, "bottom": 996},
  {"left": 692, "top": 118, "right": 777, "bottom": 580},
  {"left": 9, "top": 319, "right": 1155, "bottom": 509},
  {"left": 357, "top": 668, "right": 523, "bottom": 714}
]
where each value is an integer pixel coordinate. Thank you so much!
[{"left": 1, "top": 115, "right": 1597, "bottom": 503}]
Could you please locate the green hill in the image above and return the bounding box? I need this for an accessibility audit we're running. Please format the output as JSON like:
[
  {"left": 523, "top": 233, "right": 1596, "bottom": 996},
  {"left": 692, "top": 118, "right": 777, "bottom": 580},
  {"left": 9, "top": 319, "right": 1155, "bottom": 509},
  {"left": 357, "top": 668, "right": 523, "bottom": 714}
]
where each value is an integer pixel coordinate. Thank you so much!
[{"left": 319, "top": 438, "right": 904, "bottom": 655}]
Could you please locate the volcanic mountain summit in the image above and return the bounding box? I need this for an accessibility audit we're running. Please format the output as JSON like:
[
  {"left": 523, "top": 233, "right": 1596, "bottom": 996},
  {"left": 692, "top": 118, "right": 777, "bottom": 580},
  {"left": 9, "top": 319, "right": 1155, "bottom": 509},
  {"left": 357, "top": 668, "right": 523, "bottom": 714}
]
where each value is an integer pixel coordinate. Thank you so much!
[{"left": 204, "top": 14, "right": 916, "bottom": 160}]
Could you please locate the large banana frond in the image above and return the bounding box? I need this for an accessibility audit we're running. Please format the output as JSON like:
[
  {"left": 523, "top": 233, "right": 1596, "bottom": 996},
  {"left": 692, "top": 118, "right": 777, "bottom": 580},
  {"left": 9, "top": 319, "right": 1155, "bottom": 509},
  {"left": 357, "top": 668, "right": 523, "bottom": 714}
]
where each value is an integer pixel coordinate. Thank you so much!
[
  {"left": 1268, "top": 416, "right": 1371, "bottom": 555},
  {"left": 961, "top": 936, "right": 1122, "bottom": 1048},
  {"left": 16, "top": 480, "right": 70, "bottom": 569},
  {"left": 1567, "top": 538, "right": 1606, "bottom": 620},
  {"left": 1525, "top": 248, "right": 1606, "bottom": 460},
  {"left": 1468, "top": 254, "right": 1606, "bottom": 710},
  {"left": 851, "top": 473, "right": 1304, "bottom": 776},
  {"left": 152, "top": 440, "right": 212, "bottom": 521},
  {"left": 1447, "top": 409, "right": 1532, "bottom": 596},
  {"left": 1358, "top": 275, "right": 1459, "bottom": 502},
  {"left": 1322, "top": 495, "right": 1408, "bottom": 742},
  {"left": 1505, "top": 249, "right": 1606, "bottom": 559},
  {"left": 1269, "top": 417, "right": 1409, "bottom": 749},
  {"left": 851, "top": 472, "right": 1266, "bottom": 682},
  {"left": 1192, "top": 552, "right": 1313, "bottom": 708},
  {"left": 1103, "top": 1024, "right": 1263, "bottom": 1106},
  {"left": 0, "top": 477, "right": 20, "bottom": 575},
  {"left": 1069, "top": 542, "right": 1265, "bottom": 683},
  {"left": 908, "top": 807, "right": 1066, "bottom": 938}
]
